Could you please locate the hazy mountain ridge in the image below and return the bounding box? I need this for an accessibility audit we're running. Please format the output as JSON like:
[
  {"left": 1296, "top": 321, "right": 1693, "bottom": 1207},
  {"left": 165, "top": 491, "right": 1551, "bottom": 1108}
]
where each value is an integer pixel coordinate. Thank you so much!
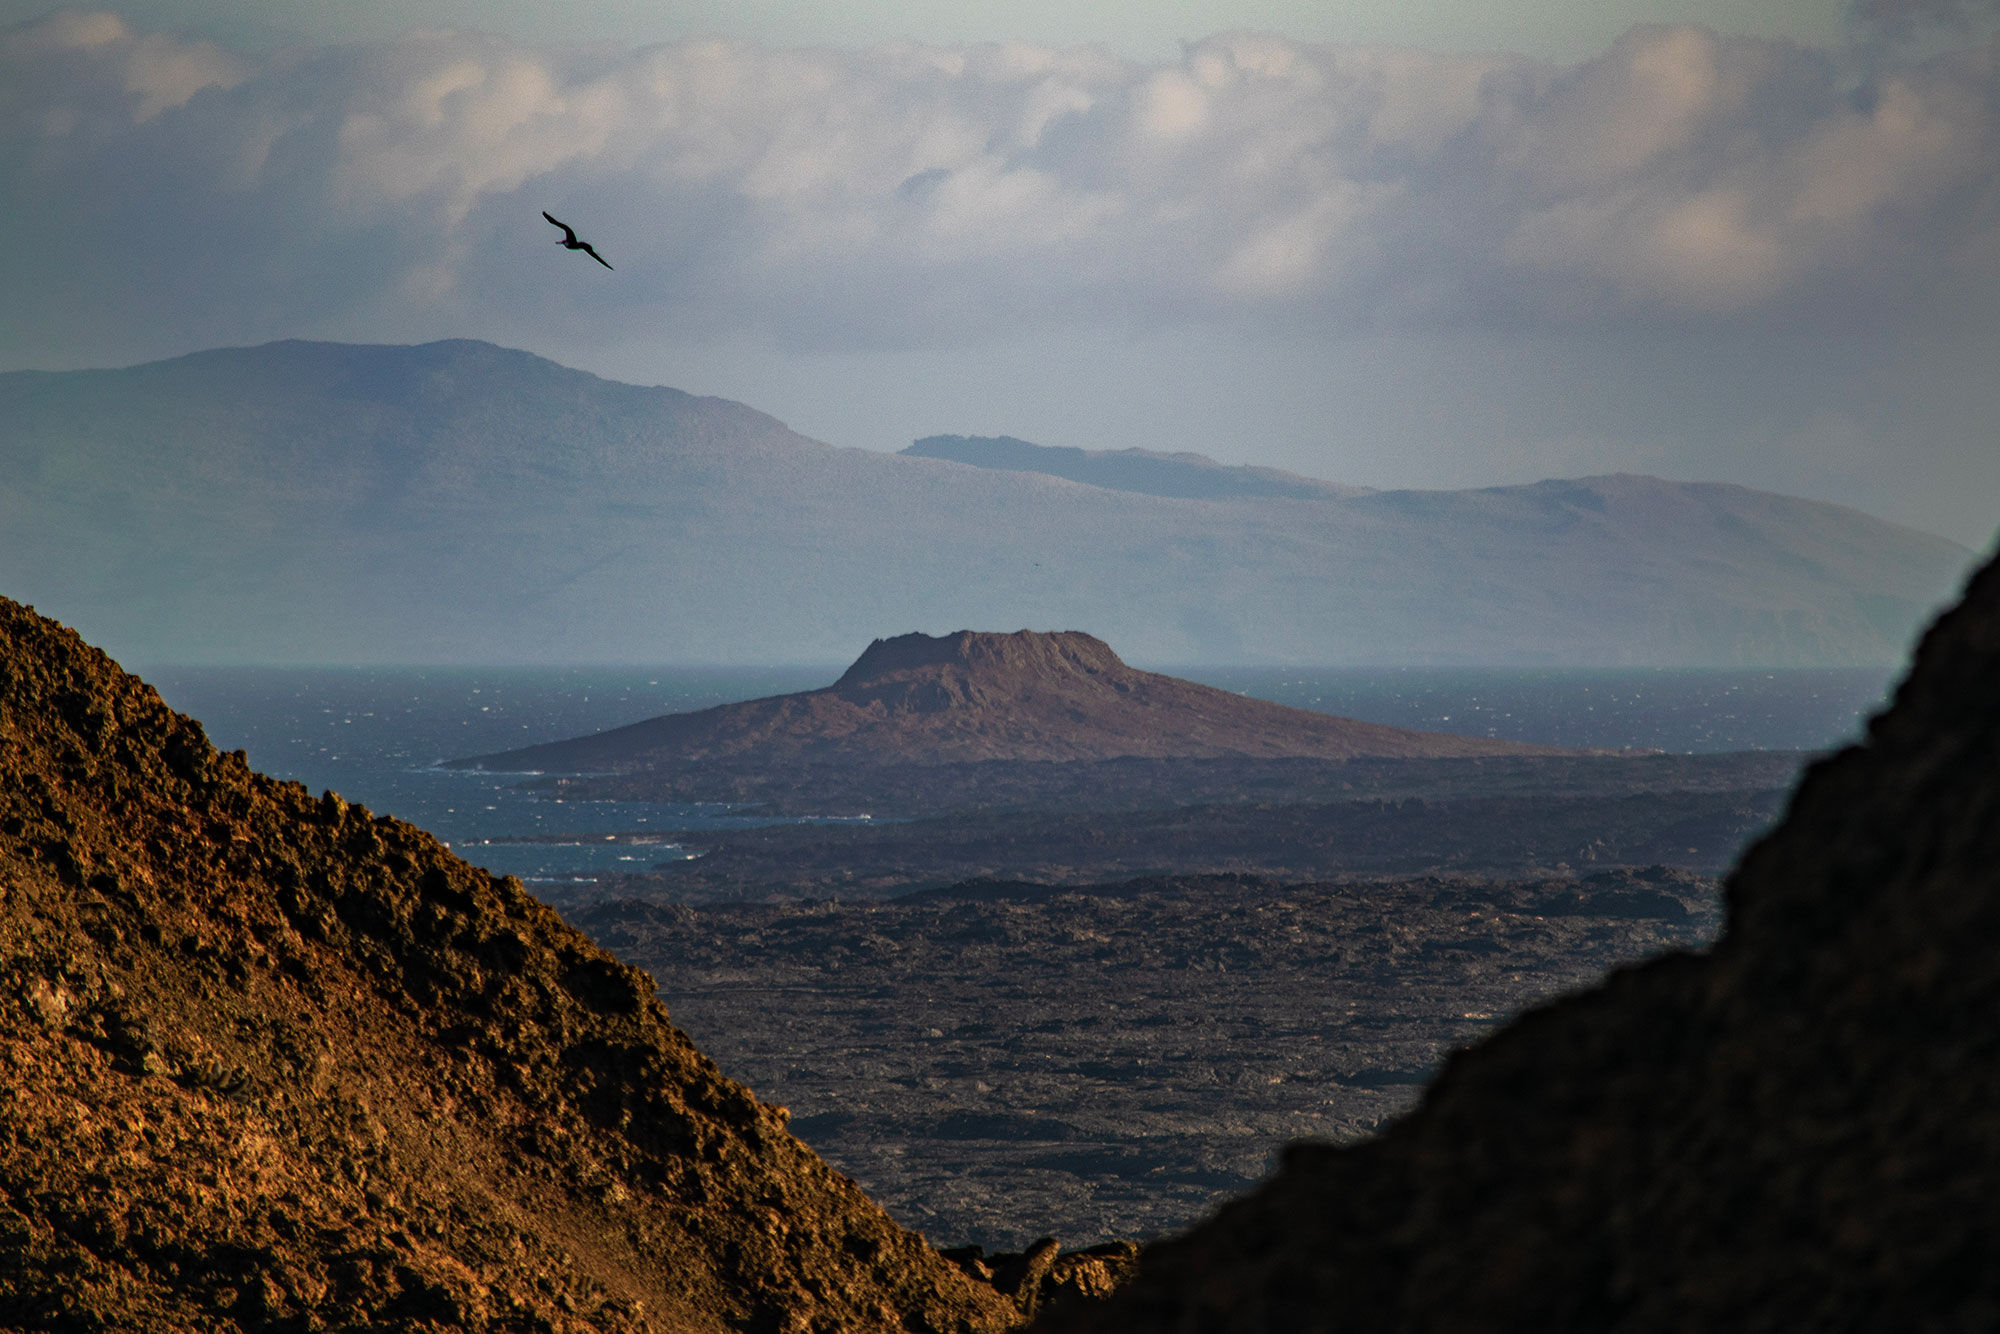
[
  {"left": 901, "top": 435, "right": 1372, "bottom": 501},
  {"left": 0, "top": 339, "right": 1971, "bottom": 667},
  {"left": 456, "top": 629, "right": 1556, "bottom": 772}
]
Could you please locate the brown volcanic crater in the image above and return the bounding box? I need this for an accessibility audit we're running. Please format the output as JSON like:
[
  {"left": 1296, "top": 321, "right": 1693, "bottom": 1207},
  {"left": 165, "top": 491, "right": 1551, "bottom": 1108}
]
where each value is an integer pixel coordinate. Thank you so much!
[{"left": 459, "top": 630, "right": 1555, "bottom": 773}]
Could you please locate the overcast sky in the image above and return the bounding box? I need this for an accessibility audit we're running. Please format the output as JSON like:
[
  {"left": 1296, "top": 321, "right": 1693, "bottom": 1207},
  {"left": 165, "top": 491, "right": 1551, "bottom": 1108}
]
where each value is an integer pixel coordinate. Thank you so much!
[{"left": 3, "top": 1, "right": 1997, "bottom": 547}]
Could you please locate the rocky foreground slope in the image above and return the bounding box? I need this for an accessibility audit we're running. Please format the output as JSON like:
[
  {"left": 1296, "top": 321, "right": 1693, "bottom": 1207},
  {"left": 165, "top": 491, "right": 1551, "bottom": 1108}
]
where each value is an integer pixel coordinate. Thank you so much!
[
  {"left": 1039, "top": 548, "right": 2000, "bottom": 1330},
  {"left": 458, "top": 630, "right": 1550, "bottom": 773},
  {"left": 0, "top": 596, "right": 1076, "bottom": 1332}
]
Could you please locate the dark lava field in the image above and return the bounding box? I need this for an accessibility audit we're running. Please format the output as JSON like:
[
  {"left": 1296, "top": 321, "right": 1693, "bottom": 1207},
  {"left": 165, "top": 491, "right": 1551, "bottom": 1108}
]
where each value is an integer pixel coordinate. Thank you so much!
[
  {"left": 538, "top": 751, "right": 1799, "bottom": 903},
  {"left": 577, "top": 867, "right": 1722, "bottom": 1251},
  {"left": 514, "top": 659, "right": 1793, "bottom": 1254}
]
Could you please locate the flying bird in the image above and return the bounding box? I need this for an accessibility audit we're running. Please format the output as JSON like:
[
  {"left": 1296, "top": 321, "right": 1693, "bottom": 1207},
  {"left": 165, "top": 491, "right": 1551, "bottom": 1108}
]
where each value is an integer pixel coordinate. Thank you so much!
[{"left": 542, "top": 211, "right": 612, "bottom": 269}]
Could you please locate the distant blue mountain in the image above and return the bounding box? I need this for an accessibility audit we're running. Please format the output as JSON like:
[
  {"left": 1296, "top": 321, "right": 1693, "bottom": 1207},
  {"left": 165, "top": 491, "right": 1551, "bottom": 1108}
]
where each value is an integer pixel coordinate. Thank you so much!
[
  {"left": 902, "top": 435, "right": 1371, "bottom": 501},
  {"left": 0, "top": 339, "right": 1976, "bottom": 667}
]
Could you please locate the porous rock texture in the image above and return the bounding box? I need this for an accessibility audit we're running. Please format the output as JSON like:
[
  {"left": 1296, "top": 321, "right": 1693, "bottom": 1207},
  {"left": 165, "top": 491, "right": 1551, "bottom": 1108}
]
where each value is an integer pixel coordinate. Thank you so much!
[
  {"left": 0, "top": 597, "right": 1021, "bottom": 1332},
  {"left": 1039, "top": 548, "right": 2000, "bottom": 1332},
  {"left": 460, "top": 630, "right": 1553, "bottom": 772}
]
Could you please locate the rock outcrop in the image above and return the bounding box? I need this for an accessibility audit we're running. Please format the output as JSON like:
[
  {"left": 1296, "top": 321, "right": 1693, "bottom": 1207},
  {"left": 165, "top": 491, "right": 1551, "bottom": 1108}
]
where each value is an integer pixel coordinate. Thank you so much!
[
  {"left": 1037, "top": 547, "right": 2000, "bottom": 1331},
  {"left": 0, "top": 597, "right": 1022, "bottom": 1331},
  {"left": 457, "top": 630, "right": 1554, "bottom": 772}
]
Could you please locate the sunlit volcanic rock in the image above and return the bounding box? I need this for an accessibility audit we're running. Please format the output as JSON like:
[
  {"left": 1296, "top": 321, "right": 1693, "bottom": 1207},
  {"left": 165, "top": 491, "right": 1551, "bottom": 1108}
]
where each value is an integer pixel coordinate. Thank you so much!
[
  {"left": 1036, "top": 549, "right": 2000, "bottom": 1332},
  {"left": 0, "top": 597, "right": 1021, "bottom": 1331},
  {"left": 457, "top": 630, "right": 1555, "bottom": 772}
]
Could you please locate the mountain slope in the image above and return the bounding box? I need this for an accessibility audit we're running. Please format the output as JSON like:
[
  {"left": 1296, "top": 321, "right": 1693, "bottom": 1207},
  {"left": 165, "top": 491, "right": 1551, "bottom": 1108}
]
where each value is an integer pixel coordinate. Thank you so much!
[
  {"left": 900, "top": 435, "right": 1371, "bottom": 501},
  {"left": 0, "top": 596, "right": 1022, "bottom": 1332},
  {"left": 0, "top": 339, "right": 1972, "bottom": 667},
  {"left": 1036, "top": 552, "right": 2000, "bottom": 1327},
  {"left": 456, "top": 630, "right": 1556, "bottom": 772}
]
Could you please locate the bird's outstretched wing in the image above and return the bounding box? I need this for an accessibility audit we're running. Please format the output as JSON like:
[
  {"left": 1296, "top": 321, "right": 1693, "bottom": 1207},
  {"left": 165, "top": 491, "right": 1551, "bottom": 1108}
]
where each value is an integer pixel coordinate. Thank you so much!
[
  {"left": 542, "top": 211, "right": 578, "bottom": 243},
  {"left": 581, "top": 244, "right": 613, "bottom": 270}
]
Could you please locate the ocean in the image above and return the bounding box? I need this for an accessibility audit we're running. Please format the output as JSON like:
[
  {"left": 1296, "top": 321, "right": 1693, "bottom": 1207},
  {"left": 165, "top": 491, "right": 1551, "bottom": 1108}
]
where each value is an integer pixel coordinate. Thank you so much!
[{"left": 140, "top": 664, "right": 1898, "bottom": 885}]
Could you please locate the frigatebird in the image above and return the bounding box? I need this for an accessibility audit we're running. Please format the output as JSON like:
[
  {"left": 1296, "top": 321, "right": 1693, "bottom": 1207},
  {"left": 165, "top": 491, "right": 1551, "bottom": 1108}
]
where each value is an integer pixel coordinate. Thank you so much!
[{"left": 542, "top": 211, "right": 612, "bottom": 269}]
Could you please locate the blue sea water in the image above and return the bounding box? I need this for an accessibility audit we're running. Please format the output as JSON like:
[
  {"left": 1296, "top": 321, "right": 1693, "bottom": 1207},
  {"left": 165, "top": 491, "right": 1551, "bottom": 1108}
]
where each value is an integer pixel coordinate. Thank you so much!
[
  {"left": 1189, "top": 666, "right": 1898, "bottom": 754},
  {"left": 140, "top": 664, "right": 1899, "bottom": 884},
  {"left": 142, "top": 666, "right": 833, "bottom": 884}
]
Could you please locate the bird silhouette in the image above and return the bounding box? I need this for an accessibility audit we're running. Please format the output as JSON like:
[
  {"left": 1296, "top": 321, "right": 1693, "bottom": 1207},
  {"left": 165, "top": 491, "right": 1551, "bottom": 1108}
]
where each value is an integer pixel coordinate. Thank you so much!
[{"left": 542, "top": 211, "right": 612, "bottom": 269}]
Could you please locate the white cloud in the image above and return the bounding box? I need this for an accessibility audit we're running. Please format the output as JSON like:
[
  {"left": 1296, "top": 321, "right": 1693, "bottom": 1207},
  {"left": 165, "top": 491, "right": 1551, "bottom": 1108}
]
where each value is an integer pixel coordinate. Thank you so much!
[
  {"left": 0, "top": 11, "right": 243, "bottom": 137},
  {"left": 0, "top": 13, "right": 1996, "bottom": 364}
]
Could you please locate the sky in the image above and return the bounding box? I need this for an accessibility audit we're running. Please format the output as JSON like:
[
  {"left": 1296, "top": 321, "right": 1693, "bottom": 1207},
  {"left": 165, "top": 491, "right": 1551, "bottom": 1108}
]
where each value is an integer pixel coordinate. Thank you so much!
[{"left": 2, "top": 0, "right": 1998, "bottom": 548}]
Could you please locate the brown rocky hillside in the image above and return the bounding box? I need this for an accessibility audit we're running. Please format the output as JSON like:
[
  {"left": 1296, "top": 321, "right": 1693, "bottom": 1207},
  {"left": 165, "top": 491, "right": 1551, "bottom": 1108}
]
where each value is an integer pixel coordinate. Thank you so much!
[
  {"left": 0, "top": 596, "right": 1039, "bottom": 1332},
  {"left": 1037, "top": 548, "right": 2000, "bottom": 1331},
  {"left": 458, "top": 630, "right": 1555, "bottom": 773}
]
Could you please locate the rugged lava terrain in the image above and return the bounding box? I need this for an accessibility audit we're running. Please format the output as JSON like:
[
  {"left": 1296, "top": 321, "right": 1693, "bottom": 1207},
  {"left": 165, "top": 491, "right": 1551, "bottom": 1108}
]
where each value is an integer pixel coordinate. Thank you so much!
[
  {"left": 576, "top": 870, "right": 1720, "bottom": 1250},
  {"left": 0, "top": 597, "right": 1112, "bottom": 1332},
  {"left": 457, "top": 630, "right": 1557, "bottom": 774},
  {"left": 529, "top": 750, "right": 1797, "bottom": 823},
  {"left": 556, "top": 767, "right": 1783, "bottom": 904},
  {"left": 1034, "top": 551, "right": 2000, "bottom": 1330}
]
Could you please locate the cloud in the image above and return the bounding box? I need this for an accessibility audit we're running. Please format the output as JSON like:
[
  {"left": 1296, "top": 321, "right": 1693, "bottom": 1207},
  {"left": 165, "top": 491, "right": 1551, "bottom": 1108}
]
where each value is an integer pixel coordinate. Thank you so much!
[
  {"left": 1, "top": 12, "right": 1996, "bottom": 364},
  {"left": 1853, "top": 0, "right": 2000, "bottom": 44}
]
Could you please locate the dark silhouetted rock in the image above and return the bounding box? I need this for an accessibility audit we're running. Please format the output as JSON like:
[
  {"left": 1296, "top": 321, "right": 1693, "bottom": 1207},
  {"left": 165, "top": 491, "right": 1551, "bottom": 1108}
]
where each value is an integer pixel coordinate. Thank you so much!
[{"left": 1036, "top": 548, "right": 2000, "bottom": 1331}]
